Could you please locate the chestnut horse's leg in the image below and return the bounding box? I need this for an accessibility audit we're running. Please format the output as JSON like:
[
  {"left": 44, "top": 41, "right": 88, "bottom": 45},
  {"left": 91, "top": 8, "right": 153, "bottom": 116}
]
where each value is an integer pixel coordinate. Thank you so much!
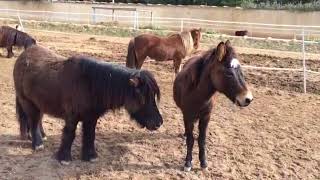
[
  {"left": 173, "top": 58, "right": 182, "bottom": 75},
  {"left": 6, "top": 46, "right": 14, "bottom": 58},
  {"left": 183, "top": 116, "right": 195, "bottom": 172},
  {"left": 81, "top": 118, "right": 98, "bottom": 162},
  {"left": 57, "top": 117, "right": 79, "bottom": 164},
  {"left": 136, "top": 55, "right": 146, "bottom": 69},
  {"left": 198, "top": 111, "right": 210, "bottom": 169}
]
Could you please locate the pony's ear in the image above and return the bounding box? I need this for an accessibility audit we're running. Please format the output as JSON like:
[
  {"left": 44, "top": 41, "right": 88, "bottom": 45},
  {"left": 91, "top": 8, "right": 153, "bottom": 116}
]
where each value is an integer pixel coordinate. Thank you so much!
[
  {"left": 216, "top": 42, "right": 226, "bottom": 62},
  {"left": 129, "top": 77, "right": 139, "bottom": 87},
  {"left": 225, "top": 40, "right": 231, "bottom": 47}
]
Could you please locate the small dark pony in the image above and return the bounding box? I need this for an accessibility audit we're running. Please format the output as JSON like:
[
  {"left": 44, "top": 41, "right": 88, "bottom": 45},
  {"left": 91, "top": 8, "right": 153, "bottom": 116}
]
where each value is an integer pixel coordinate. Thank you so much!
[
  {"left": 0, "top": 25, "right": 36, "bottom": 58},
  {"left": 126, "top": 28, "right": 201, "bottom": 75},
  {"left": 173, "top": 40, "right": 253, "bottom": 171},
  {"left": 14, "top": 45, "right": 163, "bottom": 164},
  {"left": 235, "top": 30, "right": 248, "bottom": 36}
]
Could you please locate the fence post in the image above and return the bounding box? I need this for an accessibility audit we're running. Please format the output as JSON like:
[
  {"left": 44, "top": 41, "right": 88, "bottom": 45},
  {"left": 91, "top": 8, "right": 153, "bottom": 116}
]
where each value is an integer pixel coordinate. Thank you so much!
[
  {"left": 302, "top": 27, "right": 307, "bottom": 94},
  {"left": 180, "top": 18, "right": 184, "bottom": 32},
  {"left": 17, "top": 10, "right": 25, "bottom": 32},
  {"left": 92, "top": 8, "right": 96, "bottom": 24},
  {"left": 136, "top": 11, "right": 139, "bottom": 30},
  {"left": 133, "top": 11, "right": 137, "bottom": 29},
  {"left": 151, "top": 11, "right": 154, "bottom": 29}
]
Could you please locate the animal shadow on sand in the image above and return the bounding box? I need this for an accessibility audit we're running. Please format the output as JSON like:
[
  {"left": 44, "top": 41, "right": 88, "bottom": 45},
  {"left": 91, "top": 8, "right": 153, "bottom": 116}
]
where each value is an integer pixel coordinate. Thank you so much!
[{"left": 0, "top": 130, "right": 181, "bottom": 176}]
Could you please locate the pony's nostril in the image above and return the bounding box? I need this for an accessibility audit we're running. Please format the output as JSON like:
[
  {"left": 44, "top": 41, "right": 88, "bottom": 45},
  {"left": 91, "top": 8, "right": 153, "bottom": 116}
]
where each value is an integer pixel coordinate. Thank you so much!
[{"left": 245, "top": 98, "right": 252, "bottom": 104}]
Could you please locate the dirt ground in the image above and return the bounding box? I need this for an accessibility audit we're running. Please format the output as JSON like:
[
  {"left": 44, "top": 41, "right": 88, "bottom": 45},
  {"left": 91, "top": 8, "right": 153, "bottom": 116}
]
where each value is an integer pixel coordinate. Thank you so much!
[{"left": 0, "top": 31, "right": 319, "bottom": 180}]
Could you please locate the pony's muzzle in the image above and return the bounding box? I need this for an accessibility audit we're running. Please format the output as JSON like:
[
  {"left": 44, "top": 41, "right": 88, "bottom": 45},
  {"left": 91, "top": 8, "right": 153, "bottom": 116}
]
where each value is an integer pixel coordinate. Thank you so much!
[{"left": 236, "top": 90, "right": 253, "bottom": 107}]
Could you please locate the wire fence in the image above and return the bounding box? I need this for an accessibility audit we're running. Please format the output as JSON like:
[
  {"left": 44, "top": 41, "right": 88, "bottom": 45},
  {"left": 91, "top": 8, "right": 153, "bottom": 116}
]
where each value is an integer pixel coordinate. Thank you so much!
[{"left": 0, "top": 8, "right": 319, "bottom": 93}]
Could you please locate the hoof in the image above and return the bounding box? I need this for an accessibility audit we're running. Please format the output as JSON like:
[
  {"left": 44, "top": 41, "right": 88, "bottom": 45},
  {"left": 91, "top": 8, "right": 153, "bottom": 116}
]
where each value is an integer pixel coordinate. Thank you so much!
[
  {"left": 60, "top": 160, "right": 70, "bottom": 165},
  {"left": 89, "top": 157, "right": 98, "bottom": 163},
  {"left": 184, "top": 166, "right": 192, "bottom": 172},
  {"left": 200, "top": 161, "right": 208, "bottom": 169},
  {"left": 34, "top": 144, "right": 44, "bottom": 151},
  {"left": 201, "top": 166, "right": 208, "bottom": 172}
]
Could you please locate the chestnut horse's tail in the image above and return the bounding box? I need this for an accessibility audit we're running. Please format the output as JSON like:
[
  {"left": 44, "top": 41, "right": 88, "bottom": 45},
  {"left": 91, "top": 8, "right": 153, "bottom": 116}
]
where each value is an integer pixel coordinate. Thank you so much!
[
  {"left": 126, "top": 39, "right": 137, "bottom": 69},
  {"left": 16, "top": 97, "right": 29, "bottom": 140}
]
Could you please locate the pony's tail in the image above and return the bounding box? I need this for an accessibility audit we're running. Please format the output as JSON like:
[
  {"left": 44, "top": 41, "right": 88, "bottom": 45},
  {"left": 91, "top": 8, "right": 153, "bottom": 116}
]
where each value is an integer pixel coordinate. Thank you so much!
[
  {"left": 16, "top": 97, "right": 29, "bottom": 140},
  {"left": 126, "top": 39, "right": 137, "bottom": 68}
]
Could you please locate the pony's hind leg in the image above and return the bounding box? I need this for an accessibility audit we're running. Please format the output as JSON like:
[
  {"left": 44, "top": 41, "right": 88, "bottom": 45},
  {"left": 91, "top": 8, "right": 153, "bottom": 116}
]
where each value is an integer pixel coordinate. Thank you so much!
[
  {"left": 81, "top": 118, "right": 98, "bottom": 162},
  {"left": 198, "top": 112, "right": 210, "bottom": 169},
  {"left": 183, "top": 116, "right": 195, "bottom": 172},
  {"left": 57, "top": 116, "right": 79, "bottom": 164},
  {"left": 39, "top": 119, "right": 47, "bottom": 141},
  {"left": 19, "top": 97, "right": 44, "bottom": 150},
  {"left": 16, "top": 97, "right": 30, "bottom": 140},
  {"left": 6, "top": 46, "right": 14, "bottom": 58}
]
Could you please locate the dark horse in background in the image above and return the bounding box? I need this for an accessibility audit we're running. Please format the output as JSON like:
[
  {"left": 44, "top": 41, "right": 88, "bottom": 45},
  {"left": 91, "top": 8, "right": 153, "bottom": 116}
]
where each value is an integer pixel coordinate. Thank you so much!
[
  {"left": 173, "top": 40, "right": 253, "bottom": 171},
  {"left": 13, "top": 45, "right": 163, "bottom": 164},
  {"left": 126, "top": 28, "right": 201, "bottom": 75},
  {"left": 0, "top": 25, "right": 36, "bottom": 58}
]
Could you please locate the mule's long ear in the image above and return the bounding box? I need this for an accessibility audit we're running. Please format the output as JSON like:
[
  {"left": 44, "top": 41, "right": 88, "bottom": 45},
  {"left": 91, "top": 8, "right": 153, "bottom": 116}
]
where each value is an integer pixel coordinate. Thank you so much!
[{"left": 216, "top": 42, "right": 226, "bottom": 62}]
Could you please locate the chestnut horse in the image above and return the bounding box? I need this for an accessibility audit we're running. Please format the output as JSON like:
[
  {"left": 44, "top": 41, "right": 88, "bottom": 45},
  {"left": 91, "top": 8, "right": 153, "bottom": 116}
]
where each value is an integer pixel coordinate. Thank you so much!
[
  {"left": 14, "top": 45, "right": 163, "bottom": 164},
  {"left": 126, "top": 29, "right": 201, "bottom": 75},
  {"left": 173, "top": 40, "right": 253, "bottom": 171},
  {"left": 0, "top": 25, "right": 36, "bottom": 58}
]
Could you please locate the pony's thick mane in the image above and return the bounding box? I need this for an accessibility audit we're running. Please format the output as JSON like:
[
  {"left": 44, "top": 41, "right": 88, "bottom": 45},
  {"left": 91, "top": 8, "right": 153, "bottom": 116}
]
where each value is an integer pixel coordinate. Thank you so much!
[{"left": 75, "top": 57, "right": 160, "bottom": 112}]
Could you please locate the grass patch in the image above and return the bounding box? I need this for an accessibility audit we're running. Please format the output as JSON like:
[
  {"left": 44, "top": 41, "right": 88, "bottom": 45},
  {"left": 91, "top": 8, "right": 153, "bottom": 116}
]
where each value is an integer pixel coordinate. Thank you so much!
[{"left": 2, "top": 19, "right": 320, "bottom": 53}]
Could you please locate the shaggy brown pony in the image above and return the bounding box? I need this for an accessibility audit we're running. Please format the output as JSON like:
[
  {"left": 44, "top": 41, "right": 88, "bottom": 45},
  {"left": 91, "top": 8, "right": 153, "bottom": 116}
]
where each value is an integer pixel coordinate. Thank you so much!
[
  {"left": 173, "top": 40, "right": 253, "bottom": 172},
  {"left": 14, "top": 45, "right": 163, "bottom": 164},
  {"left": 0, "top": 25, "right": 36, "bottom": 58},
  {"left": 126, "top": 28, "right": 201, "bottom": 75}
]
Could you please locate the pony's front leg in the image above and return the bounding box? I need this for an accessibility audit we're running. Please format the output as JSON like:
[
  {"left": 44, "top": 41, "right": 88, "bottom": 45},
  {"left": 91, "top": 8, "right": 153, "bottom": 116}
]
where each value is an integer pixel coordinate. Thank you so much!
[
  {"left": 57, "top": 118, "right": 79, "bottom": 164},
  {"left": 198, "top": 112, "right": 210, "bottom": 170},
  {"left": 81, "top": 118, "right": 98, "bottom": 162},
  {"left": 183, "top": 116, "right": 195, "bottom": 172},
  {"left": 6, "top": 46, "right": 14, "bottom": 58}
]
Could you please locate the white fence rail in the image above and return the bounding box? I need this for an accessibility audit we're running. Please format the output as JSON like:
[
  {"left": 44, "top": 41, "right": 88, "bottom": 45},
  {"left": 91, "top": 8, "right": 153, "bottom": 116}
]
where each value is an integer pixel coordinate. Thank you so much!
[{"left": 0, "top": 8, "right": 319, "bottom": 93}]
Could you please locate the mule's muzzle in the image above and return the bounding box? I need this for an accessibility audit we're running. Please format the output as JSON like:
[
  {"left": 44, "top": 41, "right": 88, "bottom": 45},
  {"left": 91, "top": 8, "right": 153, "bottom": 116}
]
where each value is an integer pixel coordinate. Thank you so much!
[{"left": 236, "top": 91, "right": 253, "bottom": 107}]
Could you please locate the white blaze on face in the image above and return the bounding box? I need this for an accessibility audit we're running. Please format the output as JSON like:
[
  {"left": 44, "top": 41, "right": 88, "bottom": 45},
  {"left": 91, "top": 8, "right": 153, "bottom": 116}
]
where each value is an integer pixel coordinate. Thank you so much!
[{"left": 230, "top": 58, "right": 240, "bottom": 68}]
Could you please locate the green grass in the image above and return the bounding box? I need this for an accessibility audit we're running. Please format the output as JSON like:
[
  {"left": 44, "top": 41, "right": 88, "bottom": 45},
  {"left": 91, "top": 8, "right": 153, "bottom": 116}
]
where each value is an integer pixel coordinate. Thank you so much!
[{"left": 242, "top": 1, "right": 320, "bottom": 11}]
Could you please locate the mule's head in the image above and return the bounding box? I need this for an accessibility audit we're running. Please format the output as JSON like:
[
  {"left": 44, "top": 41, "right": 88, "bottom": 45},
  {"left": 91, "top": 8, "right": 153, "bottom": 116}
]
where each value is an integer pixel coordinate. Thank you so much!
[
  {"left": 125, "top": 71, "right": 163, "bottom": 131},
  {"left": 190, "top": 28, "right": 202, "bottom": 50},
  {"left": 209, "top": 40, "right": 253, "bottom": 107}
]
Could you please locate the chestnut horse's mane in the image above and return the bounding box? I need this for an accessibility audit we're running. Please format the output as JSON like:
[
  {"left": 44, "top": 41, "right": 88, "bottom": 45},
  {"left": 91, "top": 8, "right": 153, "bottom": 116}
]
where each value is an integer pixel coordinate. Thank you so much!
[{"left": 167, "top": 30, "right": 194, "bottom": 56}]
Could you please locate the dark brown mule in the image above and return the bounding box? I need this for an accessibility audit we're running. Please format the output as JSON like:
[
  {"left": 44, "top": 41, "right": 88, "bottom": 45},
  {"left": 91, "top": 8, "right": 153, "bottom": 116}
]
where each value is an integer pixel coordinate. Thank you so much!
[
  {"left": 14, "top": 45, "right": 163, "bottom": 164},
  {"left": 126, "top": 28, "right": 201, "bottom": 75},
  {"left": 173, "top": 41, "right": 253, "bottom": 171},
  {"left": 0, "top": 25, "right": 36, "bottom": 58}
]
